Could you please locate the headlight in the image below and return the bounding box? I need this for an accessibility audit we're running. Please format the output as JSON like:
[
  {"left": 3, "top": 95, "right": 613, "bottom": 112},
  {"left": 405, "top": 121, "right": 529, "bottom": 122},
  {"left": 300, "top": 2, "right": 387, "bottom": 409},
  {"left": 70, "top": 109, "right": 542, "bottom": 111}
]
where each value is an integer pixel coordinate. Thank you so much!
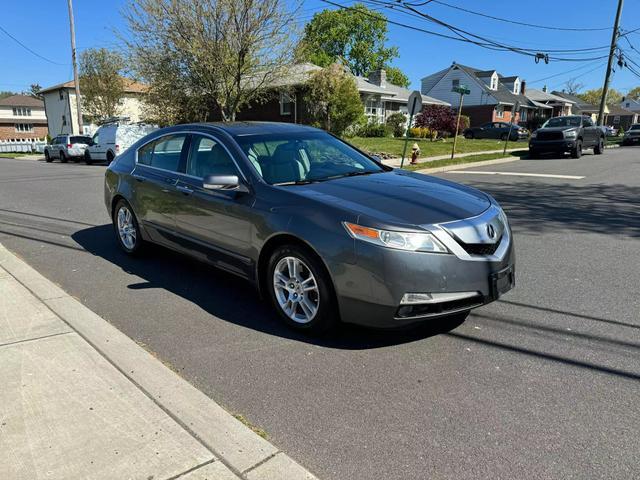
[
  {"left": 343, "top": 222, "right": 448, "bottom": 253},
  {"left": 530, "top": 131, "right": 537, "bottom": 139},
  {"left": 564, "top": 129, "right": 578, "bottom": 139},
  {"left": 498, "top": 207, "right": 510, "bottom": 230}
]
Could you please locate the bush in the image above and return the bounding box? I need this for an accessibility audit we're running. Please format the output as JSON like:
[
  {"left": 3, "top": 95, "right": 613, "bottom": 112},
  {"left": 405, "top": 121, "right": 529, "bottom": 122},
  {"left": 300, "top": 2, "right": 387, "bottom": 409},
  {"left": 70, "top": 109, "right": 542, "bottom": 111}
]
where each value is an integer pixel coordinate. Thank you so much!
[
  {"left": 458, "top": 115, "right": 470, "bottom": 132},
  {"left": 414, "top": 104, "right": 458, "bottom": 136},
  {"left": 386, "top": 112, "right": 407, "bottom": 137},
  {"left": 618, "top": 126, "right": 625, "bottom": 137},
  {"left": 357, "top": 122, "right": 390, "bottom": 137}
]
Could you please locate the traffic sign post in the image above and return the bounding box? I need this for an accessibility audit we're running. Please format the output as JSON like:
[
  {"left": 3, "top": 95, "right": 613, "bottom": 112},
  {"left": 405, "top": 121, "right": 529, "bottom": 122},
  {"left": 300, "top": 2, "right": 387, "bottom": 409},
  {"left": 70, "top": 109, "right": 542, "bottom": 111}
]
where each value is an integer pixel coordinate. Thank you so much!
[
  {"left": 400, "top": 91, "right": 423, "bottom": 168},
  {"left": 450, "top": 85, "right": 470, "bottom": 160}
]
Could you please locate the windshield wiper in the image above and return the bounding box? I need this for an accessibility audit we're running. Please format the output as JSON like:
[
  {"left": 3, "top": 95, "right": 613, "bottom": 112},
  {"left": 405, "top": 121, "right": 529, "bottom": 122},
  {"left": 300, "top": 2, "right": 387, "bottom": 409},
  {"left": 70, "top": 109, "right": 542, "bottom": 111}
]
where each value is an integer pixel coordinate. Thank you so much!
[
  {"left": 322, "top": 170, "right": 383, "bottom": 181},
  {"left": 272, "top": 179, "right": 318, "bottom": 186}
]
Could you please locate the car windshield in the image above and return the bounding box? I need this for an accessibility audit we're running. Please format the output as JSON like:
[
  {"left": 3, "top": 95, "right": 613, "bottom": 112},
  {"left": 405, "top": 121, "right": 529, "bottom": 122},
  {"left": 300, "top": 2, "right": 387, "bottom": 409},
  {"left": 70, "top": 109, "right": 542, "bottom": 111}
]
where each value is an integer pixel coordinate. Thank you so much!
[
  {"left": 71, "top": 136, "right": 92, "bottom": 144},
  {"left": 235, "top": 131, "right": 385, "bottom": 185},
  {"left": 543, "top": 117, "right": 582, "bottom": 128}
]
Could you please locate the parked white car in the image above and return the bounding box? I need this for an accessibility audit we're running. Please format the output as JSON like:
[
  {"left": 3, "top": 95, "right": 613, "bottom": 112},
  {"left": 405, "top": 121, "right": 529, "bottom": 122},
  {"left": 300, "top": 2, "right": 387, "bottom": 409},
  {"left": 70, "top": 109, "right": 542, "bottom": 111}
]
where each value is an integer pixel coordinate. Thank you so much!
[
  {"left": 44, "top": 134, "right": 93, "bottom": 163},
  {"left": 84, "top": 122, "right": 157, "bottom": 164}
]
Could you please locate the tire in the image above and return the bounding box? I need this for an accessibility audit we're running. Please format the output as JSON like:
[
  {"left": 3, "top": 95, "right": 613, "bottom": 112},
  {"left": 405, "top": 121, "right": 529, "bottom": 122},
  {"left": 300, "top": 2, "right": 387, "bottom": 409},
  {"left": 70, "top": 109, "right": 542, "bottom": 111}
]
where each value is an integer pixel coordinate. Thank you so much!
[
  {"left": 112, "top": 199, "right": 144, "bottom": 255},
  {"left": 44, "top": 150, "right": 52, "bottom": 163},
  {"left": 60, "top": 151, "right": 68, "bottom": 163},
  {"left": 528, "top": 150, "right": 539, "bottom": 159},
  {"left": 107, "top": 151, "right": 114, "bottom": 164},
  {"left": 500, "top": 133, "right": 508, "bottom": 141},
  {"left": 594, "top": 136, "right": 604, "bottom": 155},
  {"left": 267, "top": 245, "right": 338, "bottom": 332},
  {"left": 84, "top": 151, "right": 93, "bottom": 165},
  {"left": 464, "top": 132, "right": 474, "bottom": 139},
  {"left": 571, "top": 140, "right": 582, "bottom": 159}
]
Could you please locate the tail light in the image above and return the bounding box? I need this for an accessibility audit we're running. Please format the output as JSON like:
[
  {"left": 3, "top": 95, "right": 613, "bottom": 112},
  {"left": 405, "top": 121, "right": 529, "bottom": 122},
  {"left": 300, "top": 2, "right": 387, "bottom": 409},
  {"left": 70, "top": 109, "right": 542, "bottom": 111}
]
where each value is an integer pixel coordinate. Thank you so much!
[
  {"left": 67, "top": 144, "right": 72, "bottom": 148},
  {"left": 115, "top": 144, "right": 120, "bottom": 152}
]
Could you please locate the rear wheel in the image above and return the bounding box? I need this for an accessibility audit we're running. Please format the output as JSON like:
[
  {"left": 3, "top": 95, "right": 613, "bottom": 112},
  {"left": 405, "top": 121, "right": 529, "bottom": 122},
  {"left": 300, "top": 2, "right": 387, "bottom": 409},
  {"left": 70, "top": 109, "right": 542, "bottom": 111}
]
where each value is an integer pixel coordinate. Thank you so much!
[
  {"left": 500, "top": 133, "right": 508, "bottom": 141},
  {"left": 44, "top": 150, "right": 52, "bottom": 163},
  {"left": 464, "top": 131, "right": 474, "bottom": 139},
  {"left": 106, "top": 151, "right": 114, "bottom": 164},
  {"left": 113, "top": 199, "right": 144, "bottom": 255},
  {"left": 60, "top": 151, "right": 68, "bottom": 163},
  {"left": 528, "top": 150, "right": 539, "bottom": 159},
  {"left": 571, "top": 140, "right": 582, "bottom": 159},
  {"left": 267, "top": 245, "right": 338, "bottom": 332},
  {"left": 84, "top": 151, "right": 93, "bottom": 165},
  {"left": 594, "top": 136, "right": 604, "bottom": 155}
]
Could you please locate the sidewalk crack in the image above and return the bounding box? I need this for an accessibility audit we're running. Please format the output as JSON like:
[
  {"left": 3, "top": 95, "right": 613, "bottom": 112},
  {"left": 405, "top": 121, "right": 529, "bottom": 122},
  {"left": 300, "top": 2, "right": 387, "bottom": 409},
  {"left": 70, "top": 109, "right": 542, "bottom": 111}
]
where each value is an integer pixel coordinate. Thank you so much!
[{"left": 0, "top": 330, "right": 74, "bottom": 349}]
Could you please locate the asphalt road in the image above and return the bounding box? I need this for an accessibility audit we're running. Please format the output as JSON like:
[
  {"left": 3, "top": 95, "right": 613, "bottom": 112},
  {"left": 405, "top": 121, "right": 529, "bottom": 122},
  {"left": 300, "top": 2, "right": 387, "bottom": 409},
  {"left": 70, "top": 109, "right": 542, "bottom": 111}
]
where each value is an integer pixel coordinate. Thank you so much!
[{"left": 1, "top": 147, "right": 639, "bottom": 480}]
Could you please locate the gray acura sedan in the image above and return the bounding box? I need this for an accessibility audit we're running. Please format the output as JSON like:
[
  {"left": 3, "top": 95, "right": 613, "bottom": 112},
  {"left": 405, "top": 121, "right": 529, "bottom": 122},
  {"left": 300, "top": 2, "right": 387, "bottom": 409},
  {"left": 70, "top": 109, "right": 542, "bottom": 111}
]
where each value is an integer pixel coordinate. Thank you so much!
[{"left": 104, "top": 122, "right": 515, "bottom": 331}]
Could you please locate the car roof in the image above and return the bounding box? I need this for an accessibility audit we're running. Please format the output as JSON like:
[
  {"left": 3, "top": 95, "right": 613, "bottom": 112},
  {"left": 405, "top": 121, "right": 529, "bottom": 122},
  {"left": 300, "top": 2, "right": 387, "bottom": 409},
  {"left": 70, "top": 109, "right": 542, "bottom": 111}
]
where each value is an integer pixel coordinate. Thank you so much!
[{"left": 180, "top": 121, "right": 322, "bottom": 136}]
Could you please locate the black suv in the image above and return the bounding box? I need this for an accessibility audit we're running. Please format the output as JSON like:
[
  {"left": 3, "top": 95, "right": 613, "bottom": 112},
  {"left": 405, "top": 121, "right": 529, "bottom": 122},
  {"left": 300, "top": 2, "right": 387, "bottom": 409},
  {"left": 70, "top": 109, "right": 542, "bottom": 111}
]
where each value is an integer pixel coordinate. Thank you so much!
[{"left": 529, "top": 115, "right": 605, "bottom": 158}]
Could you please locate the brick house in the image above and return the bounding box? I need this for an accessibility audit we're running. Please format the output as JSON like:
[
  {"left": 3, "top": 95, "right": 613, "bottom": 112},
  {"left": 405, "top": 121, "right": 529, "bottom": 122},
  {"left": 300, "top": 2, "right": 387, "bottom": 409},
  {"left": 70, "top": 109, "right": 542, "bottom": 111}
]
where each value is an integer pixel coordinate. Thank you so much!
[
  {"left": 230, "top": 63, "right": 449, "bottom": 124},
  {"left": 0, "top": 95, "right": 48, "bottom": 141},
  {"left": 420, "top": 63, "right": 537, "bottom": 127}
]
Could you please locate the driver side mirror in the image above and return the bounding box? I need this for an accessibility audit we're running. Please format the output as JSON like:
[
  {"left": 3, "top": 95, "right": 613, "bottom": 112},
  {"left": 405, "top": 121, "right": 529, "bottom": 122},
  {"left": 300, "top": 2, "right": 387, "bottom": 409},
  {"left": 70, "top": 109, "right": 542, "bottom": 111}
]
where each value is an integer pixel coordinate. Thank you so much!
[{"left": 203, "top": 174, "right": 248, "bottom": 193}]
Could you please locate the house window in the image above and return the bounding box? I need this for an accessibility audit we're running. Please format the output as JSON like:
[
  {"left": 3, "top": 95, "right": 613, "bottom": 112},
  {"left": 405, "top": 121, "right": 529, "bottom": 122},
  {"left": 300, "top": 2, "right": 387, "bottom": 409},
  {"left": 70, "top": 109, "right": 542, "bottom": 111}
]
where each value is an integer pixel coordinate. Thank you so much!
[
  {"left": 495, "top": 105, "right": 504, "bottom": 118},
  {"left": 520, "top": 108, "right": 528, "bottom": 122},
  {"left": 62, "top": 115, "right": 67, "bottom": 126},
  {"left": 626, "top": 102, "right": 630, "bottom": 107},
  {"left": 279, "top": 92, "right": 293, "bottom": 116},
  {"left": 12, "top": 107, "right": 31, "bottom": 116},
  {"left": 59, "top": 90, "right": 64, "bottom": 100},
  {"left": 15, "top": 123, "right": 34, "bottom": 132},
  {"left": 365, "top": 98, "right": 383, "bottom": 118},
  {"left": 613, "top": 116, "right": 620, "bottom": 124},
  {"left": 490, "top": 74, "right": 498, "bottom": 91},
  {"left": 513, "top": 80, "right": 520, "bottom": 94},
  {"left": 452, "top": 79, "right": 460, "bottom": 89}
]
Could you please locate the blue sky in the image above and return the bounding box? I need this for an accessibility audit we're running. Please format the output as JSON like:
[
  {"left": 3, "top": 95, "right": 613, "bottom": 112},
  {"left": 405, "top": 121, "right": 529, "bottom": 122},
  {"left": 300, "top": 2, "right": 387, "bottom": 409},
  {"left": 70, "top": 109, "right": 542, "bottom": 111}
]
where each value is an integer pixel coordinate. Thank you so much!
[{"left": 2, "top": 0, "right": 640, "bottom": 95}]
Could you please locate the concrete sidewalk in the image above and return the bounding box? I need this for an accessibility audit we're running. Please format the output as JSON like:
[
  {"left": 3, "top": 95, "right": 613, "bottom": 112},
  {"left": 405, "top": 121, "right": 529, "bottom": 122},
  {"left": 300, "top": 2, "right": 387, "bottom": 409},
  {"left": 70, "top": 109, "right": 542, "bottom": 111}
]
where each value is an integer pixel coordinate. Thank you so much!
[
  {"left": 0, "top": 244, "right": 317, "bottom": 480},
  {"left": 380, "top": 147, "right": 523, "bottom": 167}
]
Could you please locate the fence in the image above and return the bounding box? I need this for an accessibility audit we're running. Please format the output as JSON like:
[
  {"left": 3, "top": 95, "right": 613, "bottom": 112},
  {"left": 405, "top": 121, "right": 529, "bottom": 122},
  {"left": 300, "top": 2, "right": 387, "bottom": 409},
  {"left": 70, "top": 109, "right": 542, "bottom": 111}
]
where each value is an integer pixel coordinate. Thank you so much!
[{"left": 0, "top": 140, "right": 47, "bottom": 154}]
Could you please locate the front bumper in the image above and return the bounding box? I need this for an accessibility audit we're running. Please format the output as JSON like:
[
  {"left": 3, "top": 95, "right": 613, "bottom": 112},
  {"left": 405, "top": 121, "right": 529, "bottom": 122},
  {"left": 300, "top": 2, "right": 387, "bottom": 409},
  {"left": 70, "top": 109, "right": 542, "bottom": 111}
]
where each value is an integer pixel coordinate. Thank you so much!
[
  {"left": 529, "top": 139, "right": 574, "bottom": 153},
  {"left": 623, "top": 136, "right": 640, "bottom": 144},
  {"left": 334, "top": 208, "right": 515, "bottom": 328}
]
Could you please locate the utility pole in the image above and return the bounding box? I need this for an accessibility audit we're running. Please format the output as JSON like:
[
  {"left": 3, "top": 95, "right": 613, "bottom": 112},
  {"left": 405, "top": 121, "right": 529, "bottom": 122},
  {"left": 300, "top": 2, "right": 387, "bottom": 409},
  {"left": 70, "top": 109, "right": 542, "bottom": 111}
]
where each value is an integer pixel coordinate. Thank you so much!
[
  {"left": 597, "top": 0, "right": 624, "bottom": 126},
  {"left": 67, "top": 0, "right": 83, "bottom": 134}
]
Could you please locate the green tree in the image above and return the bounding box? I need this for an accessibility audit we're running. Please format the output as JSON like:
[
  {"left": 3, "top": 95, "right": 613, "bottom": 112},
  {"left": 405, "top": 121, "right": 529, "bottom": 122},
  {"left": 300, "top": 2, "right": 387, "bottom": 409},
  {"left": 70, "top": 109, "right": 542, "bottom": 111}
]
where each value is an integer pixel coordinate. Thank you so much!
[
  {"left": 626, "top": 86, "right": 640, "bottom": 101},
  {"left": 384, "top": 66, "right": 410, "bottom": 88},
  {"left": 296, "top": 4, "right": 398, "bottom": 76},
  {"left": 28, "top": 84, "right": 43, "bottom": 99},
  {"left": 0, "top": 91, "right": 16, "bottom": 100},
  {"left": 578, "top": 88, "right": 623, "bottom": 106},
  {"left": 123, "top": 0, "right": 297, "bottom": 124},
  {"left": 305, "top": 63, "right": 364, "bottom": 135},
  {"left": 79, "top": 48, "right": 126, "bottom": 122}
]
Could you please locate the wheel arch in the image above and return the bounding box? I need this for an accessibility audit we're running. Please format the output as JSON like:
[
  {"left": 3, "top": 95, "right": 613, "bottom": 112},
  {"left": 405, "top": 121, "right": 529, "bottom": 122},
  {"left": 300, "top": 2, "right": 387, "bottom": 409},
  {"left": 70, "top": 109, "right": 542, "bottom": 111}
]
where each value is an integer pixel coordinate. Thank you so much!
[{"left": 256, "top": 233, "right": 338, "bottom": 303}]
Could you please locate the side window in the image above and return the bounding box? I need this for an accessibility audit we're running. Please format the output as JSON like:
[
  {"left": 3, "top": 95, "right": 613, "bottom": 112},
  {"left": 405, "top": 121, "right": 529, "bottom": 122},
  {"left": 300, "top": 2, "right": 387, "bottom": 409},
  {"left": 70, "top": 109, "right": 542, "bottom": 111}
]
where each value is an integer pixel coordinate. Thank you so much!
[
  {"left": 186, "top": 135, "right": 237, "bottom": 178},
  {"left": 93, "top": 133, "right": 100, "bottom": 145},
  {"left": 583, "top": 118, "right": 593, "bottom": 127},
  {"left": 137, "top": 134, "right": 187, "bottom": 172}
]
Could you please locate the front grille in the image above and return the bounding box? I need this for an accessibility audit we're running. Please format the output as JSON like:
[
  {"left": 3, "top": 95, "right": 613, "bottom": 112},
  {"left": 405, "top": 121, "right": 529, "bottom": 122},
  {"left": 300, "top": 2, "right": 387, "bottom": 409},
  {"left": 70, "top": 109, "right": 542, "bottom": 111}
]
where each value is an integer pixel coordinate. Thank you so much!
[
  {"left": 457, "top": 235, "right": 502, "bottom": 256},
  {"left": 536, "top": 131, "right": 564, "bottom": 141},
  {"left": 395, "top": 295, "right": 484, "bottom": 319}
]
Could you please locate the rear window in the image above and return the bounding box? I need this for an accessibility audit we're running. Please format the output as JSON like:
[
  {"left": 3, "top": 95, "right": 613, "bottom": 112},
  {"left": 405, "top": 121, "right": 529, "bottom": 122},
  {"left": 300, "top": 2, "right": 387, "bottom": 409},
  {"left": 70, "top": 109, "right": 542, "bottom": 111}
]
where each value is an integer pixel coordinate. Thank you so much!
[
  {"left": 137, "top": 134, "right": 187, "bottom": 172},
  {"left": 71, "top": 136, "right": 92, "bottom": 144}
]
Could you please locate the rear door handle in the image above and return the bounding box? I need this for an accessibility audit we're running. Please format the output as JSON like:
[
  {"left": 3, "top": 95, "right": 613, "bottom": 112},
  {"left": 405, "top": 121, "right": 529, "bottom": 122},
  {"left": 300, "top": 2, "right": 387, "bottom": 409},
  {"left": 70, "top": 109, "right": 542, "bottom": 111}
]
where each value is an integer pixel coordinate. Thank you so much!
[
  {"left": 176, "top": 185, "right": 194, "bottom": 195},
  {"left": 132, "top": 174, "right": 145, "bottom": 183}
]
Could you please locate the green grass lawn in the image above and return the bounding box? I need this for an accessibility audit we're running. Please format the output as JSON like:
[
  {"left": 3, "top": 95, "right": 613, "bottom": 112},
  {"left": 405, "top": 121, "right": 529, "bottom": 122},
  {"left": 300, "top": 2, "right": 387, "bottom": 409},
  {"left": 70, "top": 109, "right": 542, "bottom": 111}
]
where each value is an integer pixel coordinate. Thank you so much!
[
  {"left": 0, "top": 152, "right": 40, "bottom": 158},
  {"left": 404, "top": 150, "right": 529, "bottom": 172},
  {"left": 346, "top": 136, "right": 526, "bottom": 158}
]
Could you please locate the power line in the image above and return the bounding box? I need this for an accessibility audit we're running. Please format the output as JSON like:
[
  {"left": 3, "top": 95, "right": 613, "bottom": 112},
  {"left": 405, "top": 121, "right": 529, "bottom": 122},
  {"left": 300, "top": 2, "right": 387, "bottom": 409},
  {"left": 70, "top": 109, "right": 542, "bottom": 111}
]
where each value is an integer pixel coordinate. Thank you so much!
[
  {"left": 0, "top": 25, "right": 69, "bottom": 66},
  {"left": 528, "top": 60, "right": 604, "bottom": 84},
  {"left": 429, "top": 0, "right": 612, "bottom": 32}
]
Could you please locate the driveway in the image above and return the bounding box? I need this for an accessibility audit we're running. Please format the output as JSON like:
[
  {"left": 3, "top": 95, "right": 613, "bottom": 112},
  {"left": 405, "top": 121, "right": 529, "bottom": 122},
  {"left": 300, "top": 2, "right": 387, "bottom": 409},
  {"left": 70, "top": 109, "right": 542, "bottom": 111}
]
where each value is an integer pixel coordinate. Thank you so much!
[{"left": 1, "top": 148, "right": 639, "bottom": 479}]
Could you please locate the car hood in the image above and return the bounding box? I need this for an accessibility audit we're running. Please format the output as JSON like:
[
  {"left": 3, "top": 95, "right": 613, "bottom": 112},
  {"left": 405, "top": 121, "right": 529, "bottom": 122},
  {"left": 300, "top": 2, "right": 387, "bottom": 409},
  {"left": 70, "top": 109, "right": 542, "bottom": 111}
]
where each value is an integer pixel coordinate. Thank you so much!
[
  {"left": 538, "top": 126, "right": 578, "bottom": 132},
  {"left": 286, "top": 170, "right": 492, "bottom": 226}
]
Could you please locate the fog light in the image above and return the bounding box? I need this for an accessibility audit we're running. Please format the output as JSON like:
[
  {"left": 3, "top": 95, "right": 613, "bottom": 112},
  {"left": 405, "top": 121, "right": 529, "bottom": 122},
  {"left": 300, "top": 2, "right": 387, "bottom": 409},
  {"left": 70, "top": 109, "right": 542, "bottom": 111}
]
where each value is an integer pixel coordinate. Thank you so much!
[{"left": 400, "top": 293, "right": 434, "bottom": 305}]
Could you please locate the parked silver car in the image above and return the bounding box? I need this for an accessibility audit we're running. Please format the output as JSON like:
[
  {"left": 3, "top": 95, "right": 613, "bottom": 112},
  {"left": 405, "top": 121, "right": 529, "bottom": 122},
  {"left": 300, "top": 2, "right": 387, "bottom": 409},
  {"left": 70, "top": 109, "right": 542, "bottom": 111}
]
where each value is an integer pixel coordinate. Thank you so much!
[
  {"left": 104, "top": 123, "right": 515, "bottom": 332},
  {"left": 44, "top": 134, "right": 93, "bottom": 163}
]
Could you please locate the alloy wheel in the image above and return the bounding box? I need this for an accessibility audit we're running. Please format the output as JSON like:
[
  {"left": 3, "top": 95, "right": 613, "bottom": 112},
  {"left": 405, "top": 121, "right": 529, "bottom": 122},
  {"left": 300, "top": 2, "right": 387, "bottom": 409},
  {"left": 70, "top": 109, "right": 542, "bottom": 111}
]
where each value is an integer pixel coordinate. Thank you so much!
[
  {"left": 272, "top": 256, "right": 320, "bottom": 324},
  {"left": 116, "top": 206, "right": 137, "bottom": 250}
]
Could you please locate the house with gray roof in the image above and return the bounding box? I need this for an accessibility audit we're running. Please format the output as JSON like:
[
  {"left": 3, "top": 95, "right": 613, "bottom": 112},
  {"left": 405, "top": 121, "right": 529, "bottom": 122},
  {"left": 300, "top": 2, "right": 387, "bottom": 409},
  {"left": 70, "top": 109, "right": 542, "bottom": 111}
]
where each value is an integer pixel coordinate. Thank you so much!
[
  {"left": 420, "top": 62, "right": 538, "bottom": 127},
  {"left": 525, "top": 88, "right": 575, "bottom": 118}
]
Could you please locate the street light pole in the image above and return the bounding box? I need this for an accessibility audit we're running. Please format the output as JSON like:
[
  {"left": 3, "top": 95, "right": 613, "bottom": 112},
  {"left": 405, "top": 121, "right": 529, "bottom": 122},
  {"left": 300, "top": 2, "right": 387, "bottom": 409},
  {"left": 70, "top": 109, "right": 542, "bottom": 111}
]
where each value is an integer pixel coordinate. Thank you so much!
[
  {"left": 67, "top": 0, "right": 83, "bottom": 134},
  {"left": 450, "top": 85, "right": 469, "bottom": 160},
  {"left": 597, "top": 0, "right": 624, "bottom": 126}
]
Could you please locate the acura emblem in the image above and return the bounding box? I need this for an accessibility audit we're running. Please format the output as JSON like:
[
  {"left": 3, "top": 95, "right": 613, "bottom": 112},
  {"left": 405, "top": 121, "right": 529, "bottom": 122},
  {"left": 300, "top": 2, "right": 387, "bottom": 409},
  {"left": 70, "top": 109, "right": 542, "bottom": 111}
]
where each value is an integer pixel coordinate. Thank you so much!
[{"left": 487, "top": 224, "right": 496, "bottom": 239}]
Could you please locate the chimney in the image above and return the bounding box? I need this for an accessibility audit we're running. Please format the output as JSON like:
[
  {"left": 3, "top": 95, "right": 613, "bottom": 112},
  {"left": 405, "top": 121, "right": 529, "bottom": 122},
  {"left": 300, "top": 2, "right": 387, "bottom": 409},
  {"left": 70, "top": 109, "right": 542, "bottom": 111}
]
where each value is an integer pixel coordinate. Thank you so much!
[
  {"left": 542, "top": 85, "right": 548, "bottom": 93},
  {"left": 520, "top": 80, "right": 526, "bottom": 95},
  {"left": 368, "top": 68, "right": 387, "bottom": 88}
]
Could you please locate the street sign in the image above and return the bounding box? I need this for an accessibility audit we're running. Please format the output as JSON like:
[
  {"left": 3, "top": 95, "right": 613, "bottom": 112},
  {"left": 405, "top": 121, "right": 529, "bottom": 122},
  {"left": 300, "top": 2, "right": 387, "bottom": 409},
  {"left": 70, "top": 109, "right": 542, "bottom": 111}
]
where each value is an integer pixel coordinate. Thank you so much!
[
  {"left": 407, "top": 90, "right": 423, "bottom": 116},
  {"left": 452, "top": 85, "right": 471, "bottom": 95}
]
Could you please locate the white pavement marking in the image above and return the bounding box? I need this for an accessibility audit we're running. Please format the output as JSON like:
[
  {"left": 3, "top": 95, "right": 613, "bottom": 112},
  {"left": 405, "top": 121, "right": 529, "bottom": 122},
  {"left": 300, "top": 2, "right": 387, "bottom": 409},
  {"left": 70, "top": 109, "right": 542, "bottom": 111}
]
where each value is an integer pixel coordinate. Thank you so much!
[{"left": 447, "top": 171, "right": 585, "bottom": 180}]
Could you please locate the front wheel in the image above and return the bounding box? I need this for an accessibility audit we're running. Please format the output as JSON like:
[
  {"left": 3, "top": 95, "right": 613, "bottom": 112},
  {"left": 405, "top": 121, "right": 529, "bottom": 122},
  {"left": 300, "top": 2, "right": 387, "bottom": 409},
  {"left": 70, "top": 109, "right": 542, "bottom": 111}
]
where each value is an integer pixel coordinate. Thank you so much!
[
  {"left": 44, "top": 150, "right": 52, "bottom": 162},
  {"left": 113, "top": 200, "right": 144, "bottom": 255},
  {"left": 594, "top": 137, "right": 604, "bottom": 155},
  {"left": 464, "top": 132, "right": 474, "bottom": 139},
  {"left": 571, "top": 140, "right": 582, "bottom": 159},
  {"left": 267, "top": 245, "right": 338, "bottom": 332},
  {"left": 84, "top": 151, "right": 93, "bottom": 165}
]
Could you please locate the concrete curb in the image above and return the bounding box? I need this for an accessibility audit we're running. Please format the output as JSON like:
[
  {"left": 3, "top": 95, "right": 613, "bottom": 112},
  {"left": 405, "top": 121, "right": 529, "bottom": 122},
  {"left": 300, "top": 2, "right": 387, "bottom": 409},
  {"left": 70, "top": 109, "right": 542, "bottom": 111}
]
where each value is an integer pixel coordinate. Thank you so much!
[
  {"left": 381, "top": 147, "right": 523, "bottom": 167},
  {"left": 0, "top": 243, "right": 318, "bottom": 480},
  {"left": 414, "top": 155, "right": 521, "bottom": 174}
]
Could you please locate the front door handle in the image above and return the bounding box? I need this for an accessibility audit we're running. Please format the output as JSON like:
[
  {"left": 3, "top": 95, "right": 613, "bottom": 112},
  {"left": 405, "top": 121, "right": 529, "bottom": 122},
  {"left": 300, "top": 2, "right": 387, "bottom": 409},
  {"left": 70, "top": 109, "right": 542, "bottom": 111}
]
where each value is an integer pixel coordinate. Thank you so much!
[{"left": 176, "top": 185, "right": 194, "bottom": 195}]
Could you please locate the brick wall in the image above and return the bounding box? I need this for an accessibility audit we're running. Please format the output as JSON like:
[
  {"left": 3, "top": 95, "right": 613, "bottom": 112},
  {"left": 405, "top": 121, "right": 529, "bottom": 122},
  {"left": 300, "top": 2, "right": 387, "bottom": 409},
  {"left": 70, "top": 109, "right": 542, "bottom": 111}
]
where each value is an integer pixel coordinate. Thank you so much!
[{"left": 0, "top": 124, "right": 48, "bottom": 141}]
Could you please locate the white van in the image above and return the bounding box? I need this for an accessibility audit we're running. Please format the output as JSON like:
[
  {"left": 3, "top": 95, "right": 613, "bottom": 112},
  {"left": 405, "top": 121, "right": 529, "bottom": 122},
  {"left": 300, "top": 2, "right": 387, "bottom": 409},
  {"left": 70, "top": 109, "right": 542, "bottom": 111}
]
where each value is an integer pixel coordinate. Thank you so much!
[{"left": 85, "top": 121, "right": 157, "bottom": 164}]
